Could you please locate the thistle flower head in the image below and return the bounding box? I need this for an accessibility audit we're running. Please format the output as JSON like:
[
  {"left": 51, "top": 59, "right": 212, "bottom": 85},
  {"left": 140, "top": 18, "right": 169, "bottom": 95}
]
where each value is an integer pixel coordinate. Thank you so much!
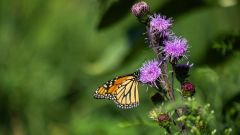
[
  {"left": 163, "top": 36, "right": 188, "bottom": 61},
  {"left": 149, "top": 107, "right": 170, "bottom": 126},
  {"left": 131, "top": 1, "right": 150, "bottom": 17},
  {"left": 149, "top": 14, "right": 172, "bottom": 36},
  {"left": 139, "top": 60, "right": 161, "bottom": 84}
]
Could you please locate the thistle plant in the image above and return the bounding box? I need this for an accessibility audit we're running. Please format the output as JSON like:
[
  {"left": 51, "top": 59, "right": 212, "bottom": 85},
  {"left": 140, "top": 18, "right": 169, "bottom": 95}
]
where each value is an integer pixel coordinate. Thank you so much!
[
  {"left": 94, "top": 1, "right": 231, "bottom": 134},
  {"left": 131, "top": 1, "right": 190, "bottom": 102},
  {"left": 130, "top": 1, "right": 218, "bottom": 134}
]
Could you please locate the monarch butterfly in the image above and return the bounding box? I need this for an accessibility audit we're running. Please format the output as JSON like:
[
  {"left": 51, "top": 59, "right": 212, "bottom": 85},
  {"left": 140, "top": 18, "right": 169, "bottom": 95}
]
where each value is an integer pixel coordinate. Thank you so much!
[{"left": 93, "top": 72, "right": 139, "bottom": 109}]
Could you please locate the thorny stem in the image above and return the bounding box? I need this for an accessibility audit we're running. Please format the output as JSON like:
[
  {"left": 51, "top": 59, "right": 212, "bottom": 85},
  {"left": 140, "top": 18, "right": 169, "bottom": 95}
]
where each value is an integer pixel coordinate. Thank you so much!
[
  {"left": 161, "top": 63, "right": 175, "bottom": 101},
  {"left": 166, "top": 127, "right": 172, "bottom": 135},
  {"left": 170, "top": 63, "right": 175, "bottom": 101}
]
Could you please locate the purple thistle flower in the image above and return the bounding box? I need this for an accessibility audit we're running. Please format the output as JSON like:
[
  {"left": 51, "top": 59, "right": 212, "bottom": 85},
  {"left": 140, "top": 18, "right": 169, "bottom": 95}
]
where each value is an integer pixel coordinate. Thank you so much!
[
  {"left": 149, "top": 14, "right": 172, "bottom": 36},
  {"left": 163, "top": 36, "right": 188, "bottom": 61},
  {"left": 139, "top": 60, "right": 161, "bottom": 84},
  {"left": 131, "top": 1, "right": 150, "bottom": 17}
]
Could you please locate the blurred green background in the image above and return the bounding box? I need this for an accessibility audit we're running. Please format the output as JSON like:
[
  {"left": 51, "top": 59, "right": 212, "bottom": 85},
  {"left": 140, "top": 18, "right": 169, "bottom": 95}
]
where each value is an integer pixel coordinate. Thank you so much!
[{"left": 0, "top": 0, "right": 240, "bottom": 134}]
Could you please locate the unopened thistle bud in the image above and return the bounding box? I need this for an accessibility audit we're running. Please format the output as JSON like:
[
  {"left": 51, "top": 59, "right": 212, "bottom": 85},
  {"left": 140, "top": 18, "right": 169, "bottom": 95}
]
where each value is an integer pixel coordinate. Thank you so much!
[
  {"left": 181, "top": 82, "right": 195, "bottom": 97},
  {"left": 158, "top": 113, "right": 171, "bottom": 128},
  {"left": 131, "top": 1, "right": 150, "bottom": 18},
  {"left": 174, "top": 63, "right": 193, "bottom": 83}
]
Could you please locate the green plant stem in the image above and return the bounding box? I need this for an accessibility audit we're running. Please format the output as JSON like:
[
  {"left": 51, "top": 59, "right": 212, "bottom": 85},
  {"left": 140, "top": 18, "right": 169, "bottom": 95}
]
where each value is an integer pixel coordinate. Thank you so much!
[
  {"left": 161, "top": 62, "right": 175, "bottom": 101},
  {"left": 166, "top": 127, "right": 172, "bottom": 135},
  {"left": 171, "top": 64, "right": 175, "bottom": 101},
  {"left": 175, "top": 109, "right": 188, "bottom": 135}
]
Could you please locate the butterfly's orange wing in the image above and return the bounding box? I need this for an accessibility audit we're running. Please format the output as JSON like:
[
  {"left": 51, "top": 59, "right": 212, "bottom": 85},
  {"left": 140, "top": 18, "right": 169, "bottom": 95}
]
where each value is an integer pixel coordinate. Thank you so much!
[{"left": 94, "top": 73, "right": 139, "bottom": 109}]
